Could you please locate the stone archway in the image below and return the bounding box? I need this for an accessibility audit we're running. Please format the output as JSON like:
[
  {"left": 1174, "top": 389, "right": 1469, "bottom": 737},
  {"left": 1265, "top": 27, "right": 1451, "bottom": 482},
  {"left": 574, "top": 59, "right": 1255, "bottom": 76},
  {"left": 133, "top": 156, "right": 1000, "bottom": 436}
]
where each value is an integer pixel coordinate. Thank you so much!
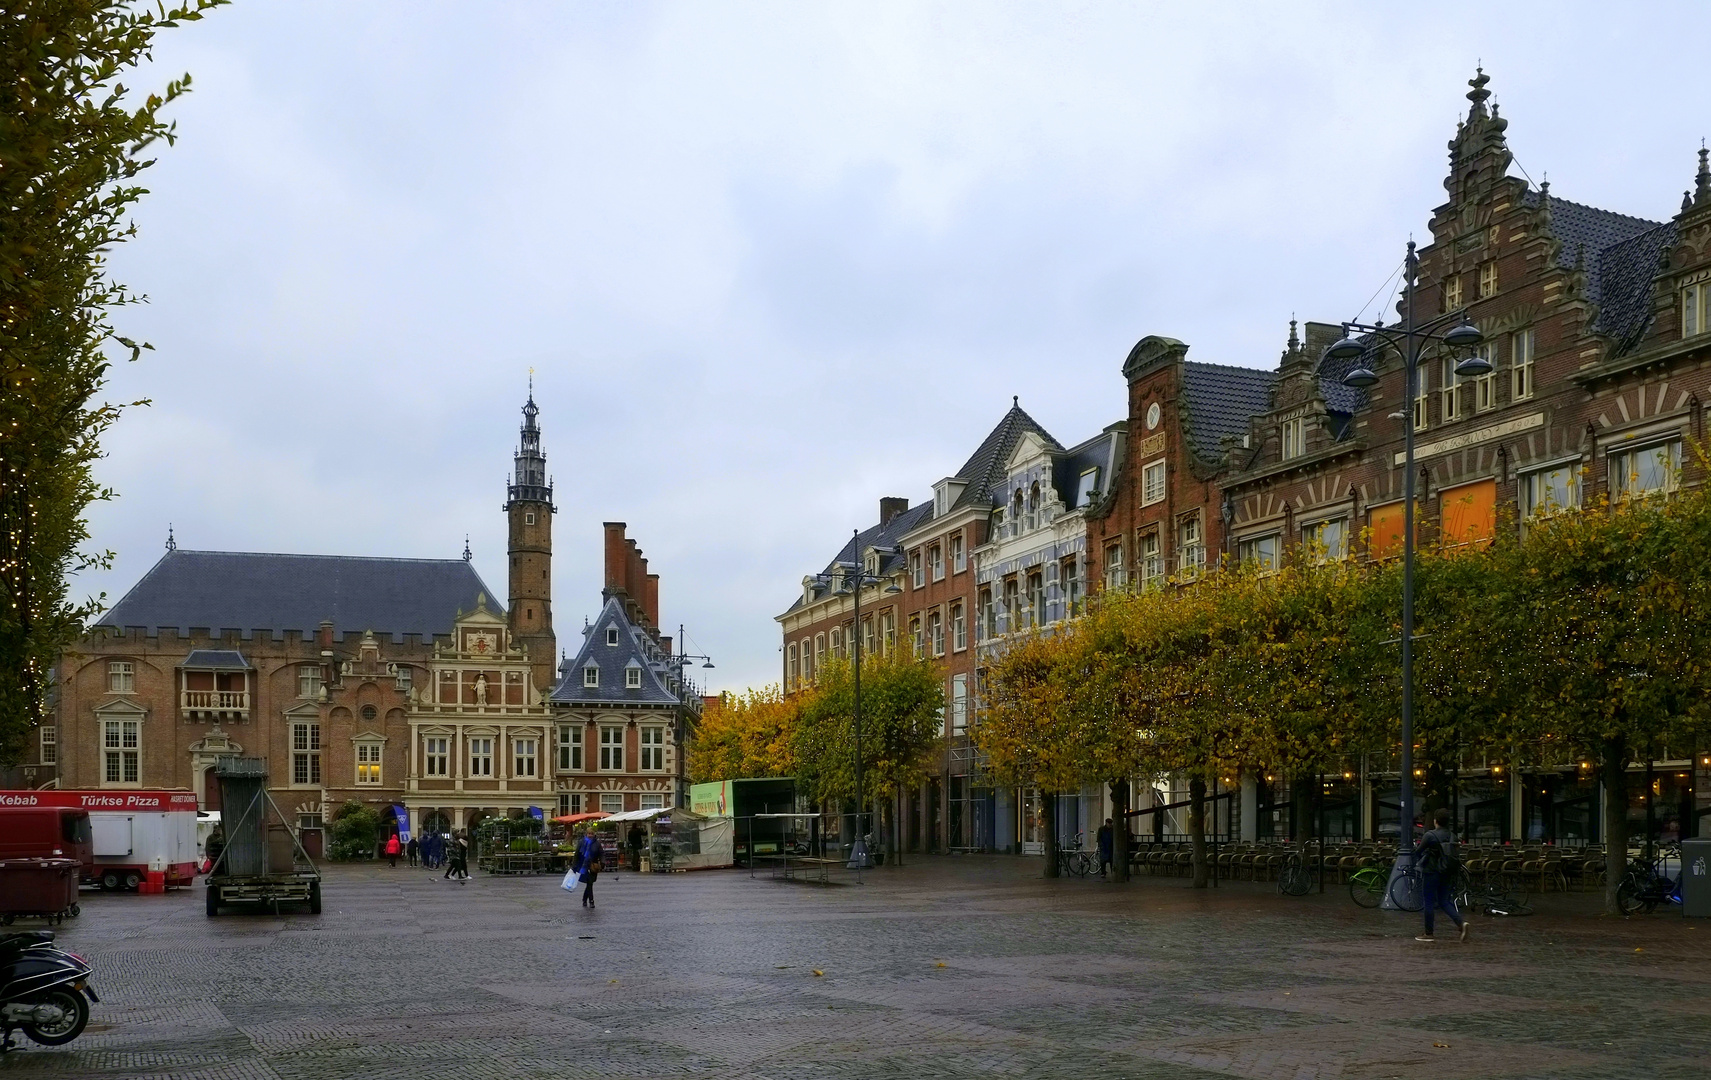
[{"left": 187, "top": 726, "right": 242, "bottom": 809}]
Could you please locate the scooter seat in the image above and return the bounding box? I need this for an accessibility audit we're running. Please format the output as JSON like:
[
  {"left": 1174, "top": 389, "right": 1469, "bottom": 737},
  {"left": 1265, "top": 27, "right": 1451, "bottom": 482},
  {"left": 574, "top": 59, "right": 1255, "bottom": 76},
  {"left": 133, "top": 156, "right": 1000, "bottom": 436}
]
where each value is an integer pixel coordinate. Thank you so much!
[{"left": 0, "top": 931, "right": 55, "bottom": 955}]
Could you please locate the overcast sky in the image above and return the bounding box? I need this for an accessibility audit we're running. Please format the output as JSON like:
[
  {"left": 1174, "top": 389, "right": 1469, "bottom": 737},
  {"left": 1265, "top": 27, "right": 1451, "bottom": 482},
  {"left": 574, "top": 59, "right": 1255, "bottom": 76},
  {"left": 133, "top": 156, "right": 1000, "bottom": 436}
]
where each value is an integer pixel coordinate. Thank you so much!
[{"left": 89, "top": 1, "right": 1704, "bottom": 692}]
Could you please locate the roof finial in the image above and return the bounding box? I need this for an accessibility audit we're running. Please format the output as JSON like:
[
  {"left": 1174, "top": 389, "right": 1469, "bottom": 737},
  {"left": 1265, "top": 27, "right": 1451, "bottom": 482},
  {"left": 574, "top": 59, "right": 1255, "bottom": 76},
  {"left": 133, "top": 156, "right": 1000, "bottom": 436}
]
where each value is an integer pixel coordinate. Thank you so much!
[
  {"left": 1467, "top": 65, "right": 1491, "bottom": 111},
  {"left": 165, "top": 524, "right": 176, "bottom": 552},
  {"left": 1695, "top": 144, "right": 1710, "bottom": 206},
  {"left": 462, "top": 534, "right": 472, "bottom": 561},
  {"left": 1012, "top": 394, "right": 1019, "bottom": 409},
  {"left": 1287, "top": 317, "right": 1299, "bottom": 352}
]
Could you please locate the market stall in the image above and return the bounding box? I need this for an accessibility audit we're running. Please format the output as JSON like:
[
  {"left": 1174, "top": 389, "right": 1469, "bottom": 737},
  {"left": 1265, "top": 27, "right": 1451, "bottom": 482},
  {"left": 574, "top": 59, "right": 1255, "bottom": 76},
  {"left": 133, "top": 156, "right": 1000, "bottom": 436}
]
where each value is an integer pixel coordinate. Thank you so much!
[{"left": 595, "top": 808, "right": 732, "bottom": 872}]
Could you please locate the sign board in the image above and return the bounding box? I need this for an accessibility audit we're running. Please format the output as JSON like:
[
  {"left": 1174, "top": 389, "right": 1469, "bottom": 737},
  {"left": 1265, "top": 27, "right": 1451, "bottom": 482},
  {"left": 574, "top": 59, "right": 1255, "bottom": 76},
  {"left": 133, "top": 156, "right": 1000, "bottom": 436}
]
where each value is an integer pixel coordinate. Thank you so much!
[
  {"left": 691, "top": 781, "right": 732, "bottom": 817},
  {"left": 0, "top": 790, "right": 198, "bottom": 811},
  {"left": 1395, "top": 412, "right": 1544, "bottom": 466}
]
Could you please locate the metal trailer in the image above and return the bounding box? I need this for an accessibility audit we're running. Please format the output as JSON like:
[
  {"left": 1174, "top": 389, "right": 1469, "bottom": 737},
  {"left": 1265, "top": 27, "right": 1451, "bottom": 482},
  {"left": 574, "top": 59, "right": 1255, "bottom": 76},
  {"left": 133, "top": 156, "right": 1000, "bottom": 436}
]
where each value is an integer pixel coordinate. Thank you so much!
[{"left": 204, "top": 756, "right": 321, "bottom": 916}]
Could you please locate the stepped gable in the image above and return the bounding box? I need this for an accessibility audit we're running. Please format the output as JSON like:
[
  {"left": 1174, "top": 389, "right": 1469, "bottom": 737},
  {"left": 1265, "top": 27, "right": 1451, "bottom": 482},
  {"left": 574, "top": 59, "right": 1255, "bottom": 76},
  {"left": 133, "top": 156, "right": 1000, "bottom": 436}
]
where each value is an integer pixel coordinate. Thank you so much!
[
  {"left": 1180, "top": 361, "right": 1277, "bottom": 458},
  {"left": 98, "top": 548, "right": 500, "bottom": 641},
  {"left": 550, "top": 595, "right": 679, "bottom": 706}
]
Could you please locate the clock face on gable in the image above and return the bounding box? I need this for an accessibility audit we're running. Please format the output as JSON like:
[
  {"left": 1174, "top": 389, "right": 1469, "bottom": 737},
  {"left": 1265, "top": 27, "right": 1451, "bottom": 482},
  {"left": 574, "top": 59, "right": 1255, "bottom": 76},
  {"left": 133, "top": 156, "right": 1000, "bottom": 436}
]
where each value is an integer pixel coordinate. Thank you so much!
[{"left": 466, "top": 631, "right": 499, "bottom": 655}]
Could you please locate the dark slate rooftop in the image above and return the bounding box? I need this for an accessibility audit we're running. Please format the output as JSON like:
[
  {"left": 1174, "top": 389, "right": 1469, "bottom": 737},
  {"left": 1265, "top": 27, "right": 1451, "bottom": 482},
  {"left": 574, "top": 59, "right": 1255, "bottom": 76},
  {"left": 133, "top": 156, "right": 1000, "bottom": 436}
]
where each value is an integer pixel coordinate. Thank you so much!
[
  {"left": 1529, "top": 191, "right": 1670, "bottom": 351},
  {"left": 550, "top": 596, "right": 680, "bottom": 707},
  {"left": 1180, "top": 361, "right": 1278, "bottom": 459},
  {"left": 1051, "top": 426, "right": 1123, "bottom": 509},
  {"left": 181, "top": 649, "right": 251, "bottom": 670},
  {"left": 99, "top": 549, "right": 500, "bottom": 641},
  {"left": 949, "top": 402, "right": 1061, "bottom": 511},
  {"left": 784, "top": 500, "right": 933, "bottom": 615}
]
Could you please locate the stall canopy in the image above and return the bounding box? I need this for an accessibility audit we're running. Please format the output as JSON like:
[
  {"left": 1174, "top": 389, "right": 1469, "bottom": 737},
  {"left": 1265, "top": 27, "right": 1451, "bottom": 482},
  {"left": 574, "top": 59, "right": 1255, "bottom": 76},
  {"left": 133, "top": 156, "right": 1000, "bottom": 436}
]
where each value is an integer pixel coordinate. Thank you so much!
[
  {"left": 600, "top": 808, "right": 679, "bottom": 824},
  {"left": 550, "top": 812, "right": 610, "bottom": 825}
]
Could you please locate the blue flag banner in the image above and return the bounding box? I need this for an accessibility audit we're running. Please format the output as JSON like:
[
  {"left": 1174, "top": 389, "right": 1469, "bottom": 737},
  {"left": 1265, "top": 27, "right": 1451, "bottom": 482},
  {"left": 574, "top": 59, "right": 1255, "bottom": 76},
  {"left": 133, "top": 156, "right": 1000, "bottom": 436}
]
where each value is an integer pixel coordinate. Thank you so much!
[
  {"left": 394, "top": 805, "right": 412, "bottom": 844},
  {"left": 529, "top": 806, "right": 544, "bottom": 822}
]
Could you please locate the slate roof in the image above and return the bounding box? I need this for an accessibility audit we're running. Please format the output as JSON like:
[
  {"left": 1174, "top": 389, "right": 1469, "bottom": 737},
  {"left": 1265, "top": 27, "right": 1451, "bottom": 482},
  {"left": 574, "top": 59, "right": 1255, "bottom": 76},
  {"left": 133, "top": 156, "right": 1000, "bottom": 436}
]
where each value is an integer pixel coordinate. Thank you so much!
[
  {"left": 1529, "top": 192, "right": 1671, "bottom": 352},
  {"left": 948, "top": 402, "right": 1061, "bottom": 511},
  {"left": 1051, "top": 426, "right": 1123, "bottom": 508},
  {"left": 1180, "top": 361, "right": 1278, "bottom": 458},
  {"left": 550, "top": 596, "right": 680, "bottom": 707},
  {"left": 99, "top": 549, "right": 501, "bottom": 641},
  {"left": 784, "top": 500, "right": 932, "bottom": 615},
  {"left": 1314, "top": 348, "right": 1373, "bottom": 417},
  {"left": 181, "top": 650, "right": 251, "bottom": 670}
]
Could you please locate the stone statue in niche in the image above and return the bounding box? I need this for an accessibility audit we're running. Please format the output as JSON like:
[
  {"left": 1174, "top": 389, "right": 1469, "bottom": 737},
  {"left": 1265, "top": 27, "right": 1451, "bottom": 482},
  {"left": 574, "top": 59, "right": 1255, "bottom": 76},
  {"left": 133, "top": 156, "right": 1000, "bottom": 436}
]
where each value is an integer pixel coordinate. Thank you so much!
[{"left": 474, "top": 674, "right": 489, "bottom": 706}]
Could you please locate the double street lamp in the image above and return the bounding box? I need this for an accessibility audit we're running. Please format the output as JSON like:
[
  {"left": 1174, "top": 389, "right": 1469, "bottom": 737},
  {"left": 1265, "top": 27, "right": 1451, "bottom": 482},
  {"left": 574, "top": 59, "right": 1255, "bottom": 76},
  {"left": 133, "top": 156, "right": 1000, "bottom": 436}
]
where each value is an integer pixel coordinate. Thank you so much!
[
  {"left": 808, "top": 530, "right": 902, "bottom": 871},
  {"left": 1323, "top": 240, "right": 1486, "bottom": 872}
]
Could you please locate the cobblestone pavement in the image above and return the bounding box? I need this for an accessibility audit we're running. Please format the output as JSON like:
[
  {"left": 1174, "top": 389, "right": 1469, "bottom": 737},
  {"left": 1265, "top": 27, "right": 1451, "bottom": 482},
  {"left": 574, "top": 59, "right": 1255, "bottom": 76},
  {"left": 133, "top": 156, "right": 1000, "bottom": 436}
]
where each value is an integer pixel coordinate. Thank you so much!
[{"left": 1, "top": 856, "right": 1706, "bottom": 1079}]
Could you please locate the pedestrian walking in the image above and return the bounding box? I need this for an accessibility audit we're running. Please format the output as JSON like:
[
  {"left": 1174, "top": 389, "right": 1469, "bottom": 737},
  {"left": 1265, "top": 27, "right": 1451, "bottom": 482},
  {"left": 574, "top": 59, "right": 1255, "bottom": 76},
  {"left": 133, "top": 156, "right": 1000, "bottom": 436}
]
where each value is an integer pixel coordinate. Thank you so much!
[
  {"left": 576, "top": 830, "right": 604, "bottom": 908},
  {"left": 1414, "top": 808, "right": 1468, "bottom": 944},
  {"left": 407, "top": 837, "right": 419, "bottom": 867},
  {"left": 451, "top": 833, "right": 470, "bottom": 883},
  {"left": 1097, "top": 818, "right": 1114, "bottom": 878},
  {"left": 385, "top": 832, "right": 401, "bottom": 868}
]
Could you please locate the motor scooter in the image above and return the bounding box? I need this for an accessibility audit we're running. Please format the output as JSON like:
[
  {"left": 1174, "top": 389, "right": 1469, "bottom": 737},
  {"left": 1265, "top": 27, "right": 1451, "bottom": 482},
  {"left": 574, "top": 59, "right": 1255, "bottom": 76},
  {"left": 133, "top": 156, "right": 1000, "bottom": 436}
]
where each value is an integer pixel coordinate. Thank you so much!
[{"left": 0, "top": 931, "right": 97, "bottom": 1051}]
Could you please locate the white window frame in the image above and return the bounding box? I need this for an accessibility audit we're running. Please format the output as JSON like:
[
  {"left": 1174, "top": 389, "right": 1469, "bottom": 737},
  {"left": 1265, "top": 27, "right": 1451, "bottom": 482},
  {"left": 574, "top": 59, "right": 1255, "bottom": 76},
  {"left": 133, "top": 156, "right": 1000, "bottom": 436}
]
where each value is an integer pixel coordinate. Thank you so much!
[
  {"left": 599, "top": 725, "right": 625, "bottom": 772},
  {"left": 1178, "top": 516, "right": 1204, "bottom": 576},
  {"left": 1302, "top": 517, "right": 1347, "bottom": 563},
  {"left": 291, "top": 721, "right": 321, "bottom": 786},
  {"left": 1103, "top": 544, "right": 1125, "bottom": 591},
  {"left": 1684, "top": 277, "right": 1710, "bottom": 339},
  {"left": 355, "top": 741, "right": 383, "bottom": 785},
  {"left": 911, "top": 550, "right": 924, "bottom": 589},
  {"left": 1522, "top": 463, "right": 1579, "bottom": 519},
  {"left": 103, "top": 719, "right": 140, "bottom": 785},
  {"left": 1478, "top": 260, "right": 1498, "bottom": 298},
  {"left": 639, "top": 726, "right": 665, "bottom": 771},
  {"left": 626, "top": 666, "right": 642, "bottom": 689},
  {"left": 606, "top": 627, "right": 619, "bottom": 646},
  {"left": 1280, "top": 417, "right": 1305, "bottom": 460},
  {"left": 600, "top": 793, "right": 624, "bottom": 814},
  {"left": 394, "top": 665, "right": 412, "bottom": 693},
  {"left": 1237, "top": 533, "right": 1281, "bottom": 571},
  {"left": 1511, "top": 329, "right": 1535, "bottom": 402},
  {"left": 425, "top": 736, "right": 449, "bottom": 777},
  {"left": 1138, "top": 532, "right": 1163, "bottom": 589},
  {"left": 1140, "top": 459, "right": 1167, "bottom": 507},
  {"left": 525, "top": 511, "right": 537, "bottom": 525},
  {"left": 39, "top": 725, "right": 56, "bottom": 765},
  {"left": 951, "top": 602, "right": 966, "bottom": 651},
  {"left": 107, "top": 661, "right": 134, "bottom": 694},
  {"left": 469, "top": 737, "right": 494, "bottom": 777},
  {"left": 950, "top": 674, "right": 968, "bottom": 735},
  {"left": 929, "top": 544, "right": 944, "bottom": 582},
  {"left": 298, "top": 664, "right": 323, "bottom": 699},
  {"left": 1470, "top": 344, "right": 1497, "bottom": 412},
  {"left": 558, "top": 725, "right": 584, "bottom": 771},
  {"left": 640, "top": 793, "right": 665, "bottom": 810},
  {"left": 513, "top": 737, "right": 538, "bottom": 778},
  {"left": 1611, "top": 440, "right": 1682, "bottom": 500},
  {"left": 1439, "top": 356, "right": 1462, "bottom": 423},
  {"left": 1062, "top": 559, "right": 1082, "bottom": 611},
  {"left": 951, "top": 534, "right": 965, "bottom": 573},
  {"left": 1443, "top": 273, "right": 1462, "bottom": 311},
  {"left": 558, "top": 792, "right": 583, "bottom": 816},
  {"left": 928, "top": 610, "right": 944, "bottom": 656},
  {"left": 786, "top": 643, "right": 798, "bottom": 688},
  {"left": 583, "top": 665, "right": 600, "bottom": 688}
]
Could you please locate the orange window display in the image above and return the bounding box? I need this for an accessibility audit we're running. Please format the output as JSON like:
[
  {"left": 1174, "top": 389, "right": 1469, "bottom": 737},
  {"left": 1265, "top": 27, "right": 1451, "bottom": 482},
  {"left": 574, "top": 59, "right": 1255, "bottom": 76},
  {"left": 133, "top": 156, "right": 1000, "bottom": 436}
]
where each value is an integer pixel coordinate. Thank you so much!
[
  {"left": 1440, "top": 478, "right": 1496, "bottom": 549},
  {"left": 1367, "top": 502, "right": 1414, "bottom": 559}
]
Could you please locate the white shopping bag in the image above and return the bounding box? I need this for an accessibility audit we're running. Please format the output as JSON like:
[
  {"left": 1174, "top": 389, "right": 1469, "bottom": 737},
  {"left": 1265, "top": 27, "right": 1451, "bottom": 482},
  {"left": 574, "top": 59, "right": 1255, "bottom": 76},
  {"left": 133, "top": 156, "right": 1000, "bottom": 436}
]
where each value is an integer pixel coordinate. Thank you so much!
[{"left": 561, "top": 868, "right": 579, "bottom": 891}]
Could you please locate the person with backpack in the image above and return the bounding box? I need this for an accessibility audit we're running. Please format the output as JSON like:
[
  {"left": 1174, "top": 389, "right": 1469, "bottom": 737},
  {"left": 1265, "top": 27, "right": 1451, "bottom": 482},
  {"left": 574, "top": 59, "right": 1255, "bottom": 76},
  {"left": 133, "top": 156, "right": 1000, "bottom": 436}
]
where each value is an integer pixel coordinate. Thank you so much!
[{"left": 1413, "top": 808, "right": 1468, "bottom": 943}]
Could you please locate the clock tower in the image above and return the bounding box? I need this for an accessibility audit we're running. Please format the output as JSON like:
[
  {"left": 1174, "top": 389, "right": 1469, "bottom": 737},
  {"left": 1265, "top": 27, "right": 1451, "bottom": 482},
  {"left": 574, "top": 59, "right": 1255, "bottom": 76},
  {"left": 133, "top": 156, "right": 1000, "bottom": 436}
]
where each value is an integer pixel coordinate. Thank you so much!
[{"left": 505, "top": 388, "right": 556, "bottom": 696}]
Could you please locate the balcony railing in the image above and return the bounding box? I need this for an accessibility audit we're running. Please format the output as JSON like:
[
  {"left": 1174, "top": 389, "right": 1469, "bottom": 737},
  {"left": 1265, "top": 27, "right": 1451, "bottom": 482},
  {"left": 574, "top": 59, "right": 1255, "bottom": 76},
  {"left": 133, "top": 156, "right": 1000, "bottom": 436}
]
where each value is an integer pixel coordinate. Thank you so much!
[{"left": 181, "top": 690, "right": 249, "bottom": 718}]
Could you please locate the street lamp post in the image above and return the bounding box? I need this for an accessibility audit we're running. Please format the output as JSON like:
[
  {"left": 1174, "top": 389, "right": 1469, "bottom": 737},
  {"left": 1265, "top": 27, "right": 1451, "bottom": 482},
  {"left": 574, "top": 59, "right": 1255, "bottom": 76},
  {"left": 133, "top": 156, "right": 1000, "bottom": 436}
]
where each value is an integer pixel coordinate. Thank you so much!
[
  {"left": 1324, "top": 241, "right": 1487, "bottom": 887},
  {"left": 809, "top": 530, "right": 902, "bottom": 871},
  {"left": 664, "top": 626, "right": 714, "bottom": 810}
]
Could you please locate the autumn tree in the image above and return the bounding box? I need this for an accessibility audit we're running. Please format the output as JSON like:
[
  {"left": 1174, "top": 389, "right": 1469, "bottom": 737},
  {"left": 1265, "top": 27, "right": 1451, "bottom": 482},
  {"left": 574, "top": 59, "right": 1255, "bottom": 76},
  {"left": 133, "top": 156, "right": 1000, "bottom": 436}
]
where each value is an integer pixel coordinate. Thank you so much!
[
  {"left": 0, "top": 0, "right": 224, "bottom": 761},
  {"left": 685, "top": 684, "right": 805, "bottom": 784}
]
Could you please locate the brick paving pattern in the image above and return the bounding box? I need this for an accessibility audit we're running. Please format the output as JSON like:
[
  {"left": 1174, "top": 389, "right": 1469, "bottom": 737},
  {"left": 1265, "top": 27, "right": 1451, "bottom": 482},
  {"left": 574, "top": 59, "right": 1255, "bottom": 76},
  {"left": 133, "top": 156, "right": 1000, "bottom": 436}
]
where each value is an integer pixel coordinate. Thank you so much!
[{"left": 1, "top": 857, "right": 1706, "bottom": 1079}]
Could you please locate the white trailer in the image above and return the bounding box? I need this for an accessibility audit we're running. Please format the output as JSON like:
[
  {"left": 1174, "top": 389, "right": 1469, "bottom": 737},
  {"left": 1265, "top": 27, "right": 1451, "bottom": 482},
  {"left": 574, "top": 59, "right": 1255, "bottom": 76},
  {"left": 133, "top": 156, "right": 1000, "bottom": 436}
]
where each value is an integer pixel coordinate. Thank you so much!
[{"left": 87, "top": 794, "right": 202, "bottom": 891}]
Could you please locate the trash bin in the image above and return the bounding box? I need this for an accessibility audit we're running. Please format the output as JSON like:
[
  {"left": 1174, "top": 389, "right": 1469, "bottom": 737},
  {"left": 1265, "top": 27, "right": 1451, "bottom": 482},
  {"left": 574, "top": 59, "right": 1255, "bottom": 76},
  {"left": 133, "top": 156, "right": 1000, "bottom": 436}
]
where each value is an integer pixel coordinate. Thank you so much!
[
  {"left": 0, "top": 858, "right": 80, "bottom": 924},
  {"left": 1681, "top": 839, "right": 1711, "bottom": 918}
]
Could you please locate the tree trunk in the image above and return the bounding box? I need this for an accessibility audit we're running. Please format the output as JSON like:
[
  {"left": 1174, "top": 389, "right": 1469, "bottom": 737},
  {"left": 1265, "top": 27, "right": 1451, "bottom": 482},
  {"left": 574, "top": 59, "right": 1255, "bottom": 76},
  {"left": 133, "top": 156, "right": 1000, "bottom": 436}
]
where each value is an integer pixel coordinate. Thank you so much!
[
  {"left": 1042, "top": 791, "right": 1060, "bottom": 878},
  {"left": 1110, "top": 779, "right": 1130, "bottom": 882},
  {"left": 1603, "top": 736, "right": 1628, "bottom": 915},
  {"left": 888, "top": 788, "right": 902, "bottom": 866},
  {"left": 1189, "top": 776, "right": 1209, "bottom": 889}
]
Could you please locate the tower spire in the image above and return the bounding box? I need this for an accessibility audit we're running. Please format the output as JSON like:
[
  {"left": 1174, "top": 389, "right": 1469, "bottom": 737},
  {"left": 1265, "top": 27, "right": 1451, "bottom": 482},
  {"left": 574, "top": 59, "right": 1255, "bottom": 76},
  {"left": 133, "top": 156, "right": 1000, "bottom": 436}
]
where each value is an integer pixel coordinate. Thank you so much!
[
  {"left": 504, "top": 385, "right": 556, "bottom": 694},
  {"left": 1695, "top": 144, "right": 1710, "bottom": 207},
  {"left": 165, "top": 524, "right": 176, "bottom": 552}
]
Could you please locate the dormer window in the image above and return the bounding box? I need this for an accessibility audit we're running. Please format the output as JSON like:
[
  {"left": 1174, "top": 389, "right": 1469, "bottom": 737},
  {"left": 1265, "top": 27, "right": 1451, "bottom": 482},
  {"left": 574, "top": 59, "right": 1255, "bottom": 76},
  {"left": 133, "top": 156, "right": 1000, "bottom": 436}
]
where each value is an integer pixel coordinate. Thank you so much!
[
  {"left": 583, "top": 665, "right": 599, "bottom": 688},
  {"left": 1684, "top": 275, "right": 1710, "bottom": 339},
  {"left": 606, "top": 627, "right": 619, "bottom": 646},
  {"left": 1075, "top": 468, "right": 1099, "bottom": 508},
  {"left": 626, "top": 666, "right": 642, "bottom": 689},
  {"left": 1280, "top": 417, "right": 1305, "bottom": 461}
]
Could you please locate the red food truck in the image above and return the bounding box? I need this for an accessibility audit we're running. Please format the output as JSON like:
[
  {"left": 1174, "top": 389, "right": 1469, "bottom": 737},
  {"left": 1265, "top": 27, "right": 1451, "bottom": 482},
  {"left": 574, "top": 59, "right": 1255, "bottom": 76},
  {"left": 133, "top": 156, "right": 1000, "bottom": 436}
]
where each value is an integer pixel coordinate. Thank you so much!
[{"left": 0, "top": 790, "right": 199, "bottom": 890}]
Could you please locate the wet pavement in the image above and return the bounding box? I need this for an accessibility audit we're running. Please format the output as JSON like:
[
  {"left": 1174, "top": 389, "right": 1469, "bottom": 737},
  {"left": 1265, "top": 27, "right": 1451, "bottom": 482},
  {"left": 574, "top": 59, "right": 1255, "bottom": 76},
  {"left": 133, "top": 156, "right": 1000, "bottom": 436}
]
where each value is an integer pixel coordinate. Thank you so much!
[{"left": 0, "top": 855, "right": 1705, "bottom": 1079}]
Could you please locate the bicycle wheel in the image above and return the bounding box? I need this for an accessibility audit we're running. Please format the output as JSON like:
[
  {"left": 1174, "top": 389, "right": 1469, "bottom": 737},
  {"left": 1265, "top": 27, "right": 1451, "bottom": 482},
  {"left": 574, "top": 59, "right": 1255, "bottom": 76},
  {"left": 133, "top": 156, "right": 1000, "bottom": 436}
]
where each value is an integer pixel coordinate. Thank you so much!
[
  {"left": 1448, "top": 866, "right": 1474, "bottom": 913},
  {"left": 1388, "top": 868, "right": 1423, "bottom": 912},
  {"left": 1616, "top": 877, "right": 1647, "bottom": 915},
  {"left": 1070, "top": 852, "right": 1092, "bottom": 878},
  {"left": 1348, "top": 869, "right": 1385, "bottom": 908},
  {"left": 1279, "top": 857, "right": 1311, "bottom": 896}
]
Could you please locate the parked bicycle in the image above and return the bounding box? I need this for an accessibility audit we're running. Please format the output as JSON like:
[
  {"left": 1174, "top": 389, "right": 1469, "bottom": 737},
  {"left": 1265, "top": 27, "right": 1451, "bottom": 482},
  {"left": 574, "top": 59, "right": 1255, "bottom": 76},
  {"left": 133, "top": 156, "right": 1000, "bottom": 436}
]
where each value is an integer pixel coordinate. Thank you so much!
[
  {"left": 1386, "top": 857, "right": 1472, "bottom": 913},
  {"left": 1616, "top": 848, "right": 1681, "bottom": 915},
  {"left": 1347, "top": 859, "right": 1391, "bottom": 908},
  {"left": 1278, "top": 849, "right": 1312, "bottom": 896},
  {"left": 1055, "top": 834, "right": 1097, "bottom": 878}
]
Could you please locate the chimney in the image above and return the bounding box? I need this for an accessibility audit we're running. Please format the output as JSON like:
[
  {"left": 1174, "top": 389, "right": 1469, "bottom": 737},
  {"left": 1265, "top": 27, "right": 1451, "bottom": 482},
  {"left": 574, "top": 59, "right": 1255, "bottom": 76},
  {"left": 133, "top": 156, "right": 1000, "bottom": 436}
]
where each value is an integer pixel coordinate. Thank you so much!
[
  {"left": 625, "top": 539, "right": 643, "bottom": 621},
  {"left": 644, "top": 573, "right": 660, "bottom": 628},
  {"left": 659, "top": 635, "right": 673, "bottom": 657},
  {"left": 879, "top": 497, "right": 909, "bottom": 525},
  {"left": 317, "top": 619, "right": 335, "bottom": 651},
  {"left": 602, "top": 522, "right": 628, "bottom": 597}
]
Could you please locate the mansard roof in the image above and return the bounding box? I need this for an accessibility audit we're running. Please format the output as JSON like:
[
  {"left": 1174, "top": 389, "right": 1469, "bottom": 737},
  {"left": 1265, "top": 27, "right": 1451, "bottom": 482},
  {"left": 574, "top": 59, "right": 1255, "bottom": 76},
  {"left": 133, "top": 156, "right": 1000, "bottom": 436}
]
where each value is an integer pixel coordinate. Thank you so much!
[
  {"left": 1051, "top": 425, "right": 1123, "bottom": 508},
  {"left": 1180, "top": 361, "right": 1277, "bottom": 459},
  {"left": 99, "top": 549, "right": 500, "bottom": 641},
  {"left": 550, "top": 596, "right": 680, "bottom": 706}
]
